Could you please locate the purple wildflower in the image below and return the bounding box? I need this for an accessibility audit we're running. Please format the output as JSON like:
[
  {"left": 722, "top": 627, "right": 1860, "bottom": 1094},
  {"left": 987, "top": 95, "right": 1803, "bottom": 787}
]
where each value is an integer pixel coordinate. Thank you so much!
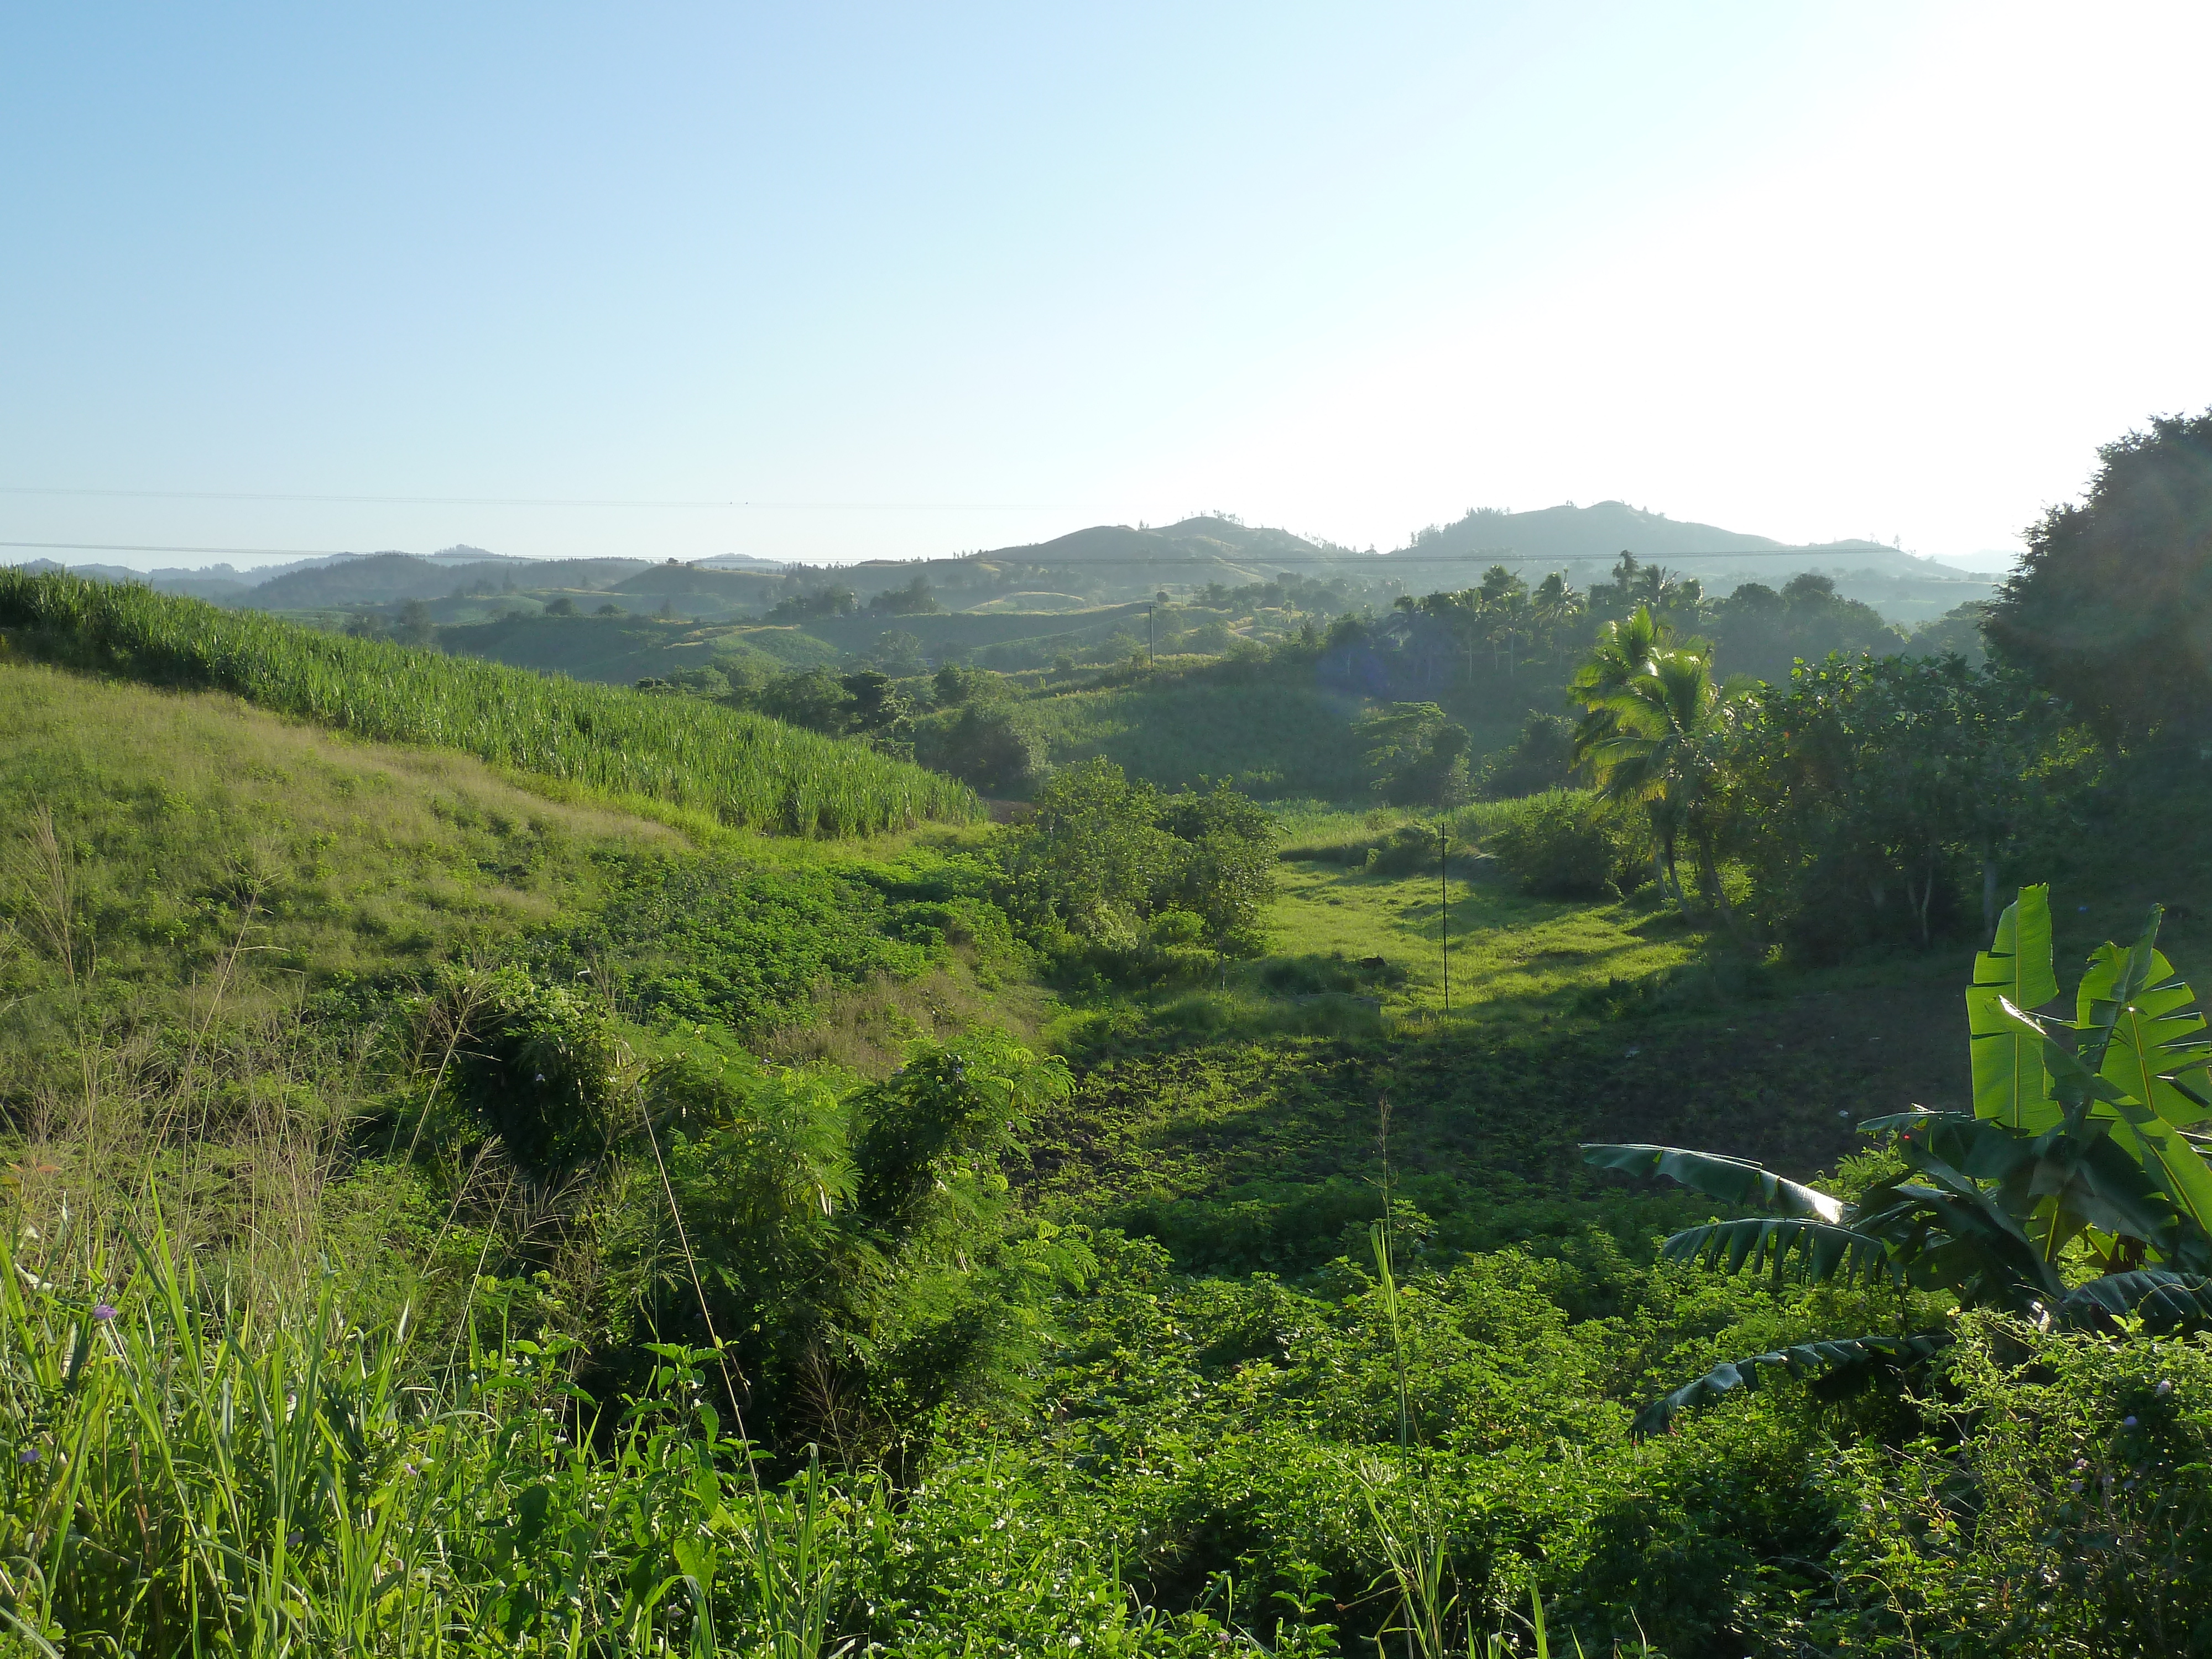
[
  {"left": 92, "top": 1303, "right": 117, "bottom": 1323},
  {"left": 17, "top": 1446, "right": 40, "bottom": 1465},
  {"left": 2124, "top": 1416, "right": 2138, "bottom": 1427},
  {"left": 2068, "top": 1479, "right": 2084, "bottom": 1493},
  {"left": 2157, "top": 1380, "right": 2174, "bottom": 1397}
]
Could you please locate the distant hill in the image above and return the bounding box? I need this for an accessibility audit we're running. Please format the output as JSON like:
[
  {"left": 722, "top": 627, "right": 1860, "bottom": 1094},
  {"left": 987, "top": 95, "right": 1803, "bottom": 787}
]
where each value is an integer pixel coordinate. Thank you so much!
[
  {"left": 3, "top": 498, "right": 1995, "bottom": 628},
  {"left": 983, "top": 515, "right": 1332, "bottom": 573},
  {"left": 1388, "top": 500, "right": 1979, "bottom": 580},
  {"left": 242, "top": 553, "right": 652, "bottom": 610},
  {"left": 693, "top": 552, "right": 798, "bottom": 571}
]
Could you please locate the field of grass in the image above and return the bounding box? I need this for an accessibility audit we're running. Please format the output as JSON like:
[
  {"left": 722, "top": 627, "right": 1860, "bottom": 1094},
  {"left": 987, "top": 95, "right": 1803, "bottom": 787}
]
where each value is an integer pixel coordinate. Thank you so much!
[
  {"left": 0, "top": 658, "right": 1025, "bottom": 1129},
  {"left": 0, "top": 661, "right": 675, "bottom": 990},
  {"left": 0, "top": 570, "right": 977, "bottom": 836},
  {"left": 1265, "top": 851, "right": 1699, "bottom": 1018}
]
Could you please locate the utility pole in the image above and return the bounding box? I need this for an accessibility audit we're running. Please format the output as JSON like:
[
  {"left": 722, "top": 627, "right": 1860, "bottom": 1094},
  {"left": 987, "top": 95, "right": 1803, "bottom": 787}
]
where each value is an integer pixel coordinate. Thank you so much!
[
  {"left": 1146, "top": 604, "right": 1155, "bottom": 666},
  {"left": 1439, "top": 820, "right": 1450, "bottom": 1018}
]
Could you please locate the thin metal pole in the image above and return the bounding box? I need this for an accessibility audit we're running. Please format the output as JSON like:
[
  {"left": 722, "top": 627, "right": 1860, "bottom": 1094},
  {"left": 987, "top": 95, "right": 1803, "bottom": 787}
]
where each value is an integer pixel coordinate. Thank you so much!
[
  {"left": 1439, "top": 821, "right": 1449, "bottom": 1017},
  {"left": 1147, "top": 604, "right": 1155, "bottom": 665}
]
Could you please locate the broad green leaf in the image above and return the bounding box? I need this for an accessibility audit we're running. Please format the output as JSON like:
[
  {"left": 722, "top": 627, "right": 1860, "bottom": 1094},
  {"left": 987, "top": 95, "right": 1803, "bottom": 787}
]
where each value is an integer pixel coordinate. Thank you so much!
[
  {"left": 2089, "top": 1098, "right": 2212, "bottom": 1264},
  {"left": 1999, "top": 989, "right": 2212, "bottom": 1256},
  {"left": 2077, "top": 909, "right": 2169, "bottom": 1074},
  {"left": 1630, "top": 1332, "right": 1950, "bottom": 1438},
  {"left": 2084, "top": 936, "right": 2212, "bottom": 1131},
  {"left": 2062, "top": 1269, "right": 2212, "bottom": 1327},
  {"left": 1660, "top": 1218, "right": 1891, "bottom": 1285},
  {"left": 1582, "top": 1144, "right": 1843, "bottom": 1222},
  {"left": 1966, "top": 886, "right": 2059, "bottom": 1130}
]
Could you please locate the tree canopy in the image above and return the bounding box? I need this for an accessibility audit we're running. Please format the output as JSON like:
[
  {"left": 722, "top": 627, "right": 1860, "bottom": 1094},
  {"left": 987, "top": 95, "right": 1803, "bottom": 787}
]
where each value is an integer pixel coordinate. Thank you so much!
[{"left": 1987, "top": 406, "right": 2212, "bottom": 748}]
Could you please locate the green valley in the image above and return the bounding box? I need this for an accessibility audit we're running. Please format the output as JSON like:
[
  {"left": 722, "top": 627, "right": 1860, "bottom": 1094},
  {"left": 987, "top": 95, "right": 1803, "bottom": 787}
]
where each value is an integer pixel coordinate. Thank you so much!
[{"left": 6, "top": 419, "right": 2212, "bottom": 1658}]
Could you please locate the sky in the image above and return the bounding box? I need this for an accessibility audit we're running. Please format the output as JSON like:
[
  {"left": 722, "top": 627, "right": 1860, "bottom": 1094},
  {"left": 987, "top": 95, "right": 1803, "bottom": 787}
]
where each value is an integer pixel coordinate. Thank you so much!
[{"left": 4, "top": 3, "right": 2209, "bottom": 572}]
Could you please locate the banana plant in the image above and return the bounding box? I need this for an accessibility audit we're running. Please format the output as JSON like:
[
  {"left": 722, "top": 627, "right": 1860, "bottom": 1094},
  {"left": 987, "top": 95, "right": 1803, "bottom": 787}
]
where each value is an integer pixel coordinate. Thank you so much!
[{"left": 1587, "top": 885, "right": 2212, "bottom": 1436}]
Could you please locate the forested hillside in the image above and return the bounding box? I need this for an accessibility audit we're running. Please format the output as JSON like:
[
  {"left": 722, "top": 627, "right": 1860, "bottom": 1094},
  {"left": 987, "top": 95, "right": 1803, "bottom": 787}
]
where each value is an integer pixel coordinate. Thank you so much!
[{"left": 6, "top": 416, "right": 2212, "bottom": 1657}]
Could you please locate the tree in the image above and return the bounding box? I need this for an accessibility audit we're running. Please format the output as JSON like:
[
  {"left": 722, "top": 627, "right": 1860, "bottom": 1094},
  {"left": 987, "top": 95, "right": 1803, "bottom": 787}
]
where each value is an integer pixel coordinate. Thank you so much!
[
  {"left": 1477, "top": 711, "right": 1579, "bottom": 799},
  {"left": 394, "top": 597, "right": 437, "bottom": 648},
  {"left": 1986, "top": 407, "right": 2212, "bottom": 750},
  {"left": 1568, "top": 611, "right": 1731, "bottom": 920},
  {"left": 1707, "top": 573, "right": 1903, "bottom": 683},
  {"left": 868, "top": 573, "right": 943, "bottom": 616},
  {"left": 1160, "top": 781, "right": 1280, "bottom": 968},
  {"left": 1729, "top": 655, "right": 2073, "bottom": 953},
  {"left": 1587, "top": 886, "right": 2212, "bottom": 1436},
  {"left": 999, "top": 759, "right": 1173, "bottom": 947},
  {"left": 838, "top": 670, "right": 904, "bottom": 734},
  {"left": 915, "top": 703, "right": 1041, "bottom": 796},
  {"left": 1355, "top": 703, "right": 1472, "bottom": 810},
  {"left": 1579, "top": 645, "right": 1745, "bottom": 932},
  {"left": 1567, "top": 606, "right": 1674, "bottom": 754},
  {"left": 766, "top": 585, "right": 859, "bottom": 622}
]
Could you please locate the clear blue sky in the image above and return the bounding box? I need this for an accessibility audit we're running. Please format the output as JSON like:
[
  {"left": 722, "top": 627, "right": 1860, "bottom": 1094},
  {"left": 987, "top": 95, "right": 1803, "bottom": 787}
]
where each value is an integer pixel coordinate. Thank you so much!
[{"left": 4, "top": 3, "right": 2208, "bottom": 570}]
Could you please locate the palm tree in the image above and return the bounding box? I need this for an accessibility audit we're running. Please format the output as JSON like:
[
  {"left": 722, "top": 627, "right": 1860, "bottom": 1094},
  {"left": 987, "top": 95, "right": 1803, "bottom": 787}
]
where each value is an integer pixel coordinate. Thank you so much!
[
  {"left": 1582, "top": 644, "right": 1746, "bottom": 936},
  {"left": 1568, "top": 605, "right": 1668, "bottom": 714},
  {"left": 1569, "top": 608, "right": 1691, "bottom": 911}
]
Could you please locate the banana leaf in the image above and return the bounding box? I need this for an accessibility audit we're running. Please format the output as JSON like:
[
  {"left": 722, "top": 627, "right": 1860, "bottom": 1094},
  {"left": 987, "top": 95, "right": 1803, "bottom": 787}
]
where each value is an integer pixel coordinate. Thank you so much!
[
  {"left": 1854, "top": 1172, "right": 2067, "bottom": 1311},
  {"left": 1582, "top": 1144, "right": 1843, "bottom": 1222},
  {"left": 2081, "top": 923, "right": 2212, "bottom": 1131},
  {"left": 1660, "top": 1217, "right": 1891, "bottom": 1286},
  {"left": 2060, "top": 1269, "right": 2212, "bottom": 1328},
  {"left": 1631, "top": 1332, "right": 1950, "bottom": 1438},
  {"left": 2074, "top": 909, "right": 2171, "bottom": 1077},
  {"left": 1966, "top": 886, "right": 2058, "bottom": 1131},
  {"left": 1997, "top": 992, "right": 2212, "bottom": 1253}
]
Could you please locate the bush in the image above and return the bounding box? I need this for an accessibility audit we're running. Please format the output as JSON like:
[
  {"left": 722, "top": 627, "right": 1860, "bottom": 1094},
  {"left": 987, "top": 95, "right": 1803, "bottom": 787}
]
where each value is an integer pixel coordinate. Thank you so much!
[
  {"left": 914, "top": 703, "right": 1044, "bottom": 796},
  {"left": 1480, "top": 791, "right": 1642, "bottom": 899},
  {"left": 1477, "top": 711, "right": 1578, "bottom": 797},
  {"left": 1364, "top": 824, "right": 1442, "bottom": 878},
  {"left": 435, "top": 964, "right": 632, "bottom": 1175}
]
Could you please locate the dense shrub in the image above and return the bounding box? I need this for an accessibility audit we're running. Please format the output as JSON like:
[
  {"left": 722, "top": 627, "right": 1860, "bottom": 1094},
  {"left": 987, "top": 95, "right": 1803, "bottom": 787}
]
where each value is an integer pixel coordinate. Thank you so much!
[
  {"left": 437, "top": 964, "right": 630, "bottom": 1174},
  {"left": 1480, "top": 790, "right": 1644, "bottom": 898},
  {"left": 537, "top": 853, "right": 935, "bottom": 1032},
  {"left": 913, "top": 702, "right": 1044, "bottom": 795},
  {"left": 1477, "top": 711, "right": 1579, "bottom": 798},
  {"left": 1806, "top": 1316, "right": 2212, "bottom": 1654}
]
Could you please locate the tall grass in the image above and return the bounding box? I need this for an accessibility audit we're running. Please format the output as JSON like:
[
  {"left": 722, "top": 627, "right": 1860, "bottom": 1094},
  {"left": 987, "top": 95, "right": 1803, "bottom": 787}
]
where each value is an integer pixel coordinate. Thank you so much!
[
  {"left": 0, "top": 1218, "right": 855, "bottom": 1656},
  {"left": 0, "top": 571, "right": 978, "bottom": 837}
]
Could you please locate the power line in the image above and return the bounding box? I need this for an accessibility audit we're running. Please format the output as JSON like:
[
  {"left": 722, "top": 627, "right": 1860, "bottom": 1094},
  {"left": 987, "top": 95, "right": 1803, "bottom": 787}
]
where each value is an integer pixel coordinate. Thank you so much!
[
  {"left": 2, "top": 540, "right": 368, "bottom": 559},
  {"left": 0, "top": 486, "right": 1096, "bottom": 511}
]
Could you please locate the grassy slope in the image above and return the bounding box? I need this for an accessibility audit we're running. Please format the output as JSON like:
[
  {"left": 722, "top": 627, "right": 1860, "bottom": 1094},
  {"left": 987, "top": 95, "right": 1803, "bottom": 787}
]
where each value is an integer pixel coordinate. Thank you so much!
[
  {"left": 0, "top": 571, "right": 974, "bottom": 835},
  {"left": 0, "top": 661, "right": 1020, "bottom": 1111},
  {"left": 0, "top": 660, "right": 677, "bottom": 989}
]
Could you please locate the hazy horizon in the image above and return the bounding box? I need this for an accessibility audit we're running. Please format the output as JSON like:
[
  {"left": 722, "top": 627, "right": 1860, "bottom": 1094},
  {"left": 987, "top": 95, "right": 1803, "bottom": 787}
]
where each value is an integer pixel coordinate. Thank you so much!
[{"left": 6, "top": 4, "right": 2206, "bottom": 572}]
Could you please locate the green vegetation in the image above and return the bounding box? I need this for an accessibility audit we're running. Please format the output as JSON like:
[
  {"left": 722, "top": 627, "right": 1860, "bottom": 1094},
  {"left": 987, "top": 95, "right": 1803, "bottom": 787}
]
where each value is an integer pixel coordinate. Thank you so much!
[
  {"left": 0, "top": 570, "right": 978, "bottom": 836},
  {"left": 12, "top": 416, "right": 2212, "bottom": 1655},
  {"left": 1987, "top": 407, "right": 2212, "bottom": 749}
]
